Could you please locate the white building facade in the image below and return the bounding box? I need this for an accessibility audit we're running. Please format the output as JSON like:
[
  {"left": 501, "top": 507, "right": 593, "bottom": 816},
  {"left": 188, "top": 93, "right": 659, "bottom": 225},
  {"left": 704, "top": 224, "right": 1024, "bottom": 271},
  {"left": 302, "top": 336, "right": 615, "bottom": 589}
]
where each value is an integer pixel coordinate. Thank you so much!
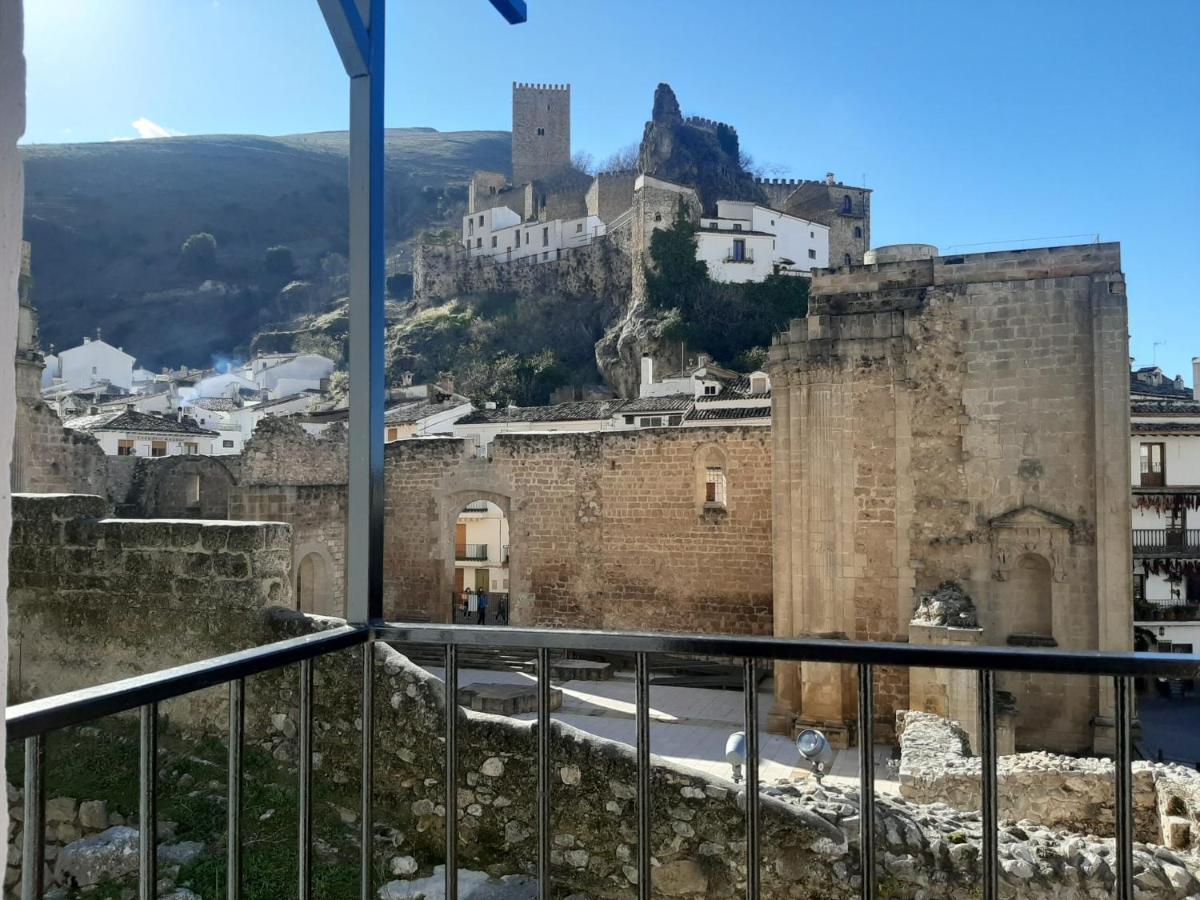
[
  {"left": 52, "top": 336, "right": 136, "bottom": 392},
  {"left": 1131, "top": 361, "right": 1200, "bottom": 656},
  {"left": 462, "top": 205, "right": 605, "bottom": 265},
  {"left": 64, "top": 409, "right": 218, "bottom": 457},
  {"left": 454, "top": 500, "right": 511, "bottom": 597},
  {"left": 696, "top": 200, "right": 829, "bottom": 283}
]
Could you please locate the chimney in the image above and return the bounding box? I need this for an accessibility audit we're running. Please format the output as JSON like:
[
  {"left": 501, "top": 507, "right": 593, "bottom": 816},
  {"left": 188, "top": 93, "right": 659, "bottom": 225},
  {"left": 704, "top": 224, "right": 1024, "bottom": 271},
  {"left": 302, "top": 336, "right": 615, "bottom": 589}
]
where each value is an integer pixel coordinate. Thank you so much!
[
  {"left": 1193, "top": 357, "right": 1200, "bottom": 401},
  {"left": 640, "top": 353, "right": 653, "bottom": 388},
  {"left": 825, "top": 172, "right": 836, "bottom": 185},
  {"left": 83, "top": 336, "right": 91, "bottom": 344}
]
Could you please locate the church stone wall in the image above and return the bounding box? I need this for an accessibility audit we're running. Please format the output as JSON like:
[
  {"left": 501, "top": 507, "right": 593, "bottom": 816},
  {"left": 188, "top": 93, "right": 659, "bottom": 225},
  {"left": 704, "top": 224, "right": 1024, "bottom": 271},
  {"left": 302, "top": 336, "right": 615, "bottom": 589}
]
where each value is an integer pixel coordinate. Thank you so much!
[
  {"left": 381, "top": 427, "right": 773, "bottom": 631},
  {"left": 11, "top": 400, "right": 107, "bottom": 495},
  {"left": 769, "top": 243, "right": 1131, "bottom": 752}
]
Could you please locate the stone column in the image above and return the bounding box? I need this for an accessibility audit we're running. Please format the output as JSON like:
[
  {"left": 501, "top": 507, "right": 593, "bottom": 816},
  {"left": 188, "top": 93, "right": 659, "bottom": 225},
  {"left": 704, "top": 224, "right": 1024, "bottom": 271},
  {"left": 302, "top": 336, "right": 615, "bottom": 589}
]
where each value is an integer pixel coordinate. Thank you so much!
[{"left": 1090, "top": 270, "right": 1133, "bottom": 753}]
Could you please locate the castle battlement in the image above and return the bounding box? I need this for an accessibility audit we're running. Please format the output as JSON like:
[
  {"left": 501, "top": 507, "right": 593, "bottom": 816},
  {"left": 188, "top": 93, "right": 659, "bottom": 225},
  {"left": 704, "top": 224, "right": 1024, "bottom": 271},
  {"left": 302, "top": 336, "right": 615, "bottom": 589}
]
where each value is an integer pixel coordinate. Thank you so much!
[
  {"left": 513, "top": 82, "right": 570, "bottom": 92},
  {"left": 685, "top": 115, "right": 736, "bottom": 134}
]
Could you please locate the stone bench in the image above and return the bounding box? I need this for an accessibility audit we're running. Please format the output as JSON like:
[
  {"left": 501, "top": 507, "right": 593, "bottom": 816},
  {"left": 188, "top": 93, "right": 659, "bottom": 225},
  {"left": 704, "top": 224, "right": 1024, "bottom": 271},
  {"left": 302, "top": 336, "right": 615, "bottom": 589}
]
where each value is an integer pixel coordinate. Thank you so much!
[{"left": 457, "top": 682, "right": 562, "bottom": 716}]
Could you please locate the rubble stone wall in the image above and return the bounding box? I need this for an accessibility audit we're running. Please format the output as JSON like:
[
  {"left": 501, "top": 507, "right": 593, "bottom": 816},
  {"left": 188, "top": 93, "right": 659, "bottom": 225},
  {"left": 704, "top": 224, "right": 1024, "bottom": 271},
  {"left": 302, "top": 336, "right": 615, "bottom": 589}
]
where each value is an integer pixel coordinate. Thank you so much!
[
  {"left": 897, "top": 711, "right": 1200, "bottom": 855},
  {"left": 6, "top": 493, "right": 292, "bottom": 719}
]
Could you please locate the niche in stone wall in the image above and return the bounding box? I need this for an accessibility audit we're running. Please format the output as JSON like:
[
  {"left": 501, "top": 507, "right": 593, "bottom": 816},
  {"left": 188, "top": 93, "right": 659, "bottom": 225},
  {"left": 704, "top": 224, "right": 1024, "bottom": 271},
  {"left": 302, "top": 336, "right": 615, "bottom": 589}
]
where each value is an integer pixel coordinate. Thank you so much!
[
  {"left": 989, "top": 505, "right": 1074, "bottom": 646},
  {"left": 295, "top": 543, "right": 336, "bottom": 617}
]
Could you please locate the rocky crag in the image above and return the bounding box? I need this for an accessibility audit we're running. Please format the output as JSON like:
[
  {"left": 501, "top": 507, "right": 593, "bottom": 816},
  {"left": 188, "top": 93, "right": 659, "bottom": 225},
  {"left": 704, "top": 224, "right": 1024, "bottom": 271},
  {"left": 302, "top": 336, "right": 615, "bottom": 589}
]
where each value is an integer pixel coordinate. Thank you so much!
[{"left": 638, "top": 83, "right": 766, "bottom": 214}]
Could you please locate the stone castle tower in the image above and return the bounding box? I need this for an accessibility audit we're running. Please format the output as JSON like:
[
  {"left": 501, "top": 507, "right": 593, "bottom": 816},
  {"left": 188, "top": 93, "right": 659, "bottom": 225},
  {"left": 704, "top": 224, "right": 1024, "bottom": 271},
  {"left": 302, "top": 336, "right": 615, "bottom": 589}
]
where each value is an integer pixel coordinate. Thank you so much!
[{"left": 511, "top": 82, "right": 570, "bottom": 186}]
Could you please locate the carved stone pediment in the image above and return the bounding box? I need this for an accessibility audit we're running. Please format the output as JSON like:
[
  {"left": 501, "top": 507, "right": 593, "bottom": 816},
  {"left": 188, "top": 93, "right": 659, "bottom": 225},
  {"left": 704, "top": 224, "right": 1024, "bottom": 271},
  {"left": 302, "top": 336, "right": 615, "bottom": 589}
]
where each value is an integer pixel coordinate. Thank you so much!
[
  {"left": 989, "top": 505, "right": 1074, "bottom": 583},
  {"left": 989, "top": 505, "right": 1075, "bottom": 531}
]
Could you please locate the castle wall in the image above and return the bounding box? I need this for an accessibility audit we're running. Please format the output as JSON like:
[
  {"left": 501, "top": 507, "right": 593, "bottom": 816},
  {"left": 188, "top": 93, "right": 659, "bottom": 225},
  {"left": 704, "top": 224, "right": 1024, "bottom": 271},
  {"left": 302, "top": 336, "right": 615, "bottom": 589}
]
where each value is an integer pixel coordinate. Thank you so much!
[
  {"left": 7, "top": 493, "right": 292, "bottom": 722},
  {"left": 413, "top": 236, "right": 630, "bottom": 304},
  {"left": 768, "top": 179, "right": 872, "bottom": 266},
  {"left": 381, "top": 427, "right": 773, "bottom": 632},
  {"left": 585, "top": 172, "right": 637, "bottom": 224},
  {"left": 512, "top": 82, "right": 570, "bottom": 186},
  {"left": 768, "top": 243, "right": 1131, "bottom": 752},
  {"left": 468, "top": 170, "right": 510, "bottom": 216}
]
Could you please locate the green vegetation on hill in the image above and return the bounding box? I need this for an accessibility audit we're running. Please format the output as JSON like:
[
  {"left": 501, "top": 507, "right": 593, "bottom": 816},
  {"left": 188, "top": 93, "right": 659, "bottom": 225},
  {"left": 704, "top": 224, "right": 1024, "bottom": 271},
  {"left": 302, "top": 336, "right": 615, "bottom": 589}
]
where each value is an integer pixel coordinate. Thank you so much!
[
  {"left": 644, "top": 210, "right": 808, "bottom": 369},
  {"left": 21, "top": 129, "right": 509, "bottom": 368},
  {"left": 387, "top": 290, "right": 610, "bottom": 405}
]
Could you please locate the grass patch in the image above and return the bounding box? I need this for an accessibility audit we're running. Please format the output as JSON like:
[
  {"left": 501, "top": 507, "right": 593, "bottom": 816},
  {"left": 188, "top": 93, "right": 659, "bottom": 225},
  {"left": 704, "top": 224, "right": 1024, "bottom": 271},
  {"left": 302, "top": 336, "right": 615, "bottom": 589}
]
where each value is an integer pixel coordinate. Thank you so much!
[{"left": 8, "top": 719, "right": 370, "bottom": 899}]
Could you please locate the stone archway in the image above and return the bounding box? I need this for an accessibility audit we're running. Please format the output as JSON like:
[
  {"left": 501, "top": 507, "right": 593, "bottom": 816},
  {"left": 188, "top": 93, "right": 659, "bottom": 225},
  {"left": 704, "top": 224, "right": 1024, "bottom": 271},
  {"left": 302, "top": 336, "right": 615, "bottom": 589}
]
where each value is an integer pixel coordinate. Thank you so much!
[
  {"left": 294, "top": 541, "right": 338, "bottom": 617},
  {"left": 438, "top": 489, "right": 517, "bottom": 625}
]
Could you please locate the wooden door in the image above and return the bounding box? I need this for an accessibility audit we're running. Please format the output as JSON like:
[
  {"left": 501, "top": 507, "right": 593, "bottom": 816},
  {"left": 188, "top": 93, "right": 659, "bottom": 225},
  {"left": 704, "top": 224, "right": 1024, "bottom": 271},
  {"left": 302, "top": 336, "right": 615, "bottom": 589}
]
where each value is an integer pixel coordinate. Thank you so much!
[
  {"left": 455, "top": 523, "right": 467, "bottom": 557},
  {"left": 475, "top": 568, "right": 490, "bottom": 591},
  {"left": 454, "top": 567, "right": 465, "bottom": 592}
]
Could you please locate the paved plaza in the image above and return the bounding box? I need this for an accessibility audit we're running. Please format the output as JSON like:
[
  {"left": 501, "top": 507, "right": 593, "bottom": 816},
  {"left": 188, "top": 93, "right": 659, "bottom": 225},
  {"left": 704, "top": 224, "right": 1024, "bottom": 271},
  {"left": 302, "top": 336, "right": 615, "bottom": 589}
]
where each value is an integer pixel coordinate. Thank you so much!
[{"left": 426, "top": 664, "right": 900, "bottom": 792}]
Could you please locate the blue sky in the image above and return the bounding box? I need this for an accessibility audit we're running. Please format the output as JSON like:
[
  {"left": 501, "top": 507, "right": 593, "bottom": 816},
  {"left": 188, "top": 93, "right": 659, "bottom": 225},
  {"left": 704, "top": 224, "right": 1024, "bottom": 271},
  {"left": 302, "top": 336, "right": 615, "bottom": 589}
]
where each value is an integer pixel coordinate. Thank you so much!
[{"left": 22, "top": 0, "right": 1200, "bottom": 381}]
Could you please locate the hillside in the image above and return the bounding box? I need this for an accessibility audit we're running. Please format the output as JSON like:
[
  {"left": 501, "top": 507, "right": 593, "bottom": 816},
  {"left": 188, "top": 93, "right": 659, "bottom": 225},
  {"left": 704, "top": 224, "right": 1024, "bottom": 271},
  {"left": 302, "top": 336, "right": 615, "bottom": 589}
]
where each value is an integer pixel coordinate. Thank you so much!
[{"left": 21, "top": 128, "right": 509, "bottom": 369}]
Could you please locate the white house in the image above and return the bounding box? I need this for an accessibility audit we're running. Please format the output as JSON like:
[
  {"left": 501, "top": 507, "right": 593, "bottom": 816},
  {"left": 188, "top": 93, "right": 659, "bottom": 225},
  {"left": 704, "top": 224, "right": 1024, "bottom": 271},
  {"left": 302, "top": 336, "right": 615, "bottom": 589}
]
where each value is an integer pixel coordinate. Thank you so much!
[
  {"left": 1131, "top": 360, "right": 1200, "bottom": 657},
  {"left": 451, "top": 399, "right": 624, "bottom": 454},
  {"left": 54, "top": 335, "right": 136, "bottom": 392},
  {"left": 696, "top": 200, "right": 829, "bottom": 283},
  {"left": 462, "top": 205, "right": 605, "bottom": 265},
  {"left": 384, "top": 391, "right": 474, "bottom": 442},
  {"left": 252, "top": 353, "right": 335, "bottom": 399},
  {"left": 64, "top": 408, "right": 218, "bottom": 457}
]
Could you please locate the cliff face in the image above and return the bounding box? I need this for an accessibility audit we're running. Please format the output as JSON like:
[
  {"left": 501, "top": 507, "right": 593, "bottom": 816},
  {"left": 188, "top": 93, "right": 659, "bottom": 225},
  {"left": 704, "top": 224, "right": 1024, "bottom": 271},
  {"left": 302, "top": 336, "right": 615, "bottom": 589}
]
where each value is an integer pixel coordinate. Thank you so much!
[{"left": 637, "top": 84, "right": 765, "bottom": 214}]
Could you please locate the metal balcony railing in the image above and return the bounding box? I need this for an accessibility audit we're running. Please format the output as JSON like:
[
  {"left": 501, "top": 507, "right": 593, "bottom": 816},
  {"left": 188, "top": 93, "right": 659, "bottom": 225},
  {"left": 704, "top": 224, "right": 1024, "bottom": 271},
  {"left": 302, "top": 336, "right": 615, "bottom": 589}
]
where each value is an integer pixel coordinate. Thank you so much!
[
  {"left": 461, "top": 501, "right": 490, "bottom": 513},
  {"left": 1133, "top": 528, "right": 1200, "bottom": 552},
  {"left": 723, "top": 252, "right": 754, "bottom": 263},
  {"left": 7, "top": 622, "right": 1200, "bottom": 900},
  {"left": 455, "top": 543, "right": 489, "bottom": 561}
]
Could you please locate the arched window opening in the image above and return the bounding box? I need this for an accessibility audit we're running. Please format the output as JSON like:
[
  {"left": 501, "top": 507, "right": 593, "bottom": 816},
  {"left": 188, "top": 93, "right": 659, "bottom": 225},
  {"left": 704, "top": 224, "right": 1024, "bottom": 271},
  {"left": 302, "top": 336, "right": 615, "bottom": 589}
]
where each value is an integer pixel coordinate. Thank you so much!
[
  {"left": 453, "top": 499, "right": 511, "bottom": 625},
  {"left": 654, "top": 212, "right": 662, "bottom": 222},
  {"left": 854, "top": 226, "right": 863, "bottom": 239},
  {"left": 841, "top": 194, "right": 852, "bottom": 214},
  {"left": 843, "top": 254, "right": 852, "bottom": 266}
]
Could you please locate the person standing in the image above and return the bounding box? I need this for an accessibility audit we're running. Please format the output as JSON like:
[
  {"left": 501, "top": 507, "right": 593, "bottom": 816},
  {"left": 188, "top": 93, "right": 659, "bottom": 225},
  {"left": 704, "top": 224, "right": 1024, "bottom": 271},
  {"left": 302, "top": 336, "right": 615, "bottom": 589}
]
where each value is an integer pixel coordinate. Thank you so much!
[
  {"left": 498, "top": 593, "right": 509, "bottom": 625},
  {"left": 478, "top": 590, "right": 489, "bottom": 625}
]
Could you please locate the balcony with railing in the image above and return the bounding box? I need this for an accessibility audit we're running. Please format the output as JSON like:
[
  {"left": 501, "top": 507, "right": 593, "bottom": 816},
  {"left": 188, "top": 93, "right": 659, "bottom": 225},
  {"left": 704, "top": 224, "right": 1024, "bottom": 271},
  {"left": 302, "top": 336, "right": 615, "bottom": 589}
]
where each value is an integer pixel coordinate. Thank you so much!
[
  {"left": 1133, "top": 529, "right": 1200, "bottom": 555},
  {"left": 455, "top": 543, "right": 489, "bottom": 561},
  {"left": 8, "top": 624, "right": 1200, "bottom": 900}
]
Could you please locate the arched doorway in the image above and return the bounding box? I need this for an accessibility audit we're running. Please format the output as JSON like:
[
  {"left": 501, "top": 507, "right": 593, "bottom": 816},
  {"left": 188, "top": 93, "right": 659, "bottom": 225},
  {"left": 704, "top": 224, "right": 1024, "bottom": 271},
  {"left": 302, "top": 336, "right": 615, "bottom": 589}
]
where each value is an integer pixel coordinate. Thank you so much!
[
  {"left": 295, "top": 545, "right": 336, "bottom": 616},
  {"left": 448, "top": 497, "right": 512, "bottom": 625}
]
